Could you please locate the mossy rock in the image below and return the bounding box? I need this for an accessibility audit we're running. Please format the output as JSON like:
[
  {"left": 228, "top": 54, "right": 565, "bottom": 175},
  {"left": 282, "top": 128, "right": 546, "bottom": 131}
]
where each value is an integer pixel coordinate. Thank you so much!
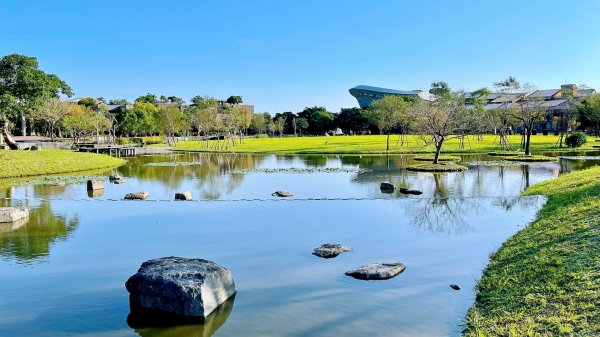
[
  {"left": 413, "top": 155, "right": 461, "bottom": 162},
  {"left": 487, "top": 151, "right": 523, "bottom": 157},
  {"left": 502, "top": 155, "right": 557, "bottom": 162},
  {"left": 406, "top": 163, "right": 468, "bottom": 172}
]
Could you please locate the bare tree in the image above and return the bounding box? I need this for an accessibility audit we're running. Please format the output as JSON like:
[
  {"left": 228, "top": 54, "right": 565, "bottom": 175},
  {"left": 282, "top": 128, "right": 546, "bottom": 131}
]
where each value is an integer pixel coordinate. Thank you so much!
[
  {"left": 274, "top": 116, "right": 285, "bottom": 137},
  {"left": 412, "top": 90, "right": 472, "bottom": 164},
  {"left": 513, "top": 84, "right": 546, "bottom": 155},
  {"left": 32, "top": 98, "right": 69, "bottom": 141},
  {"left": 493, "top": 76, "right": 521, "bottom": 150}
]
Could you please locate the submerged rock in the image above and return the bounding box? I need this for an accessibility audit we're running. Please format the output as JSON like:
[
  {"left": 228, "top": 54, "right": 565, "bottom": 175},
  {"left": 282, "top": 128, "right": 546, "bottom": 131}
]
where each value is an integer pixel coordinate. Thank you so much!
[
  {"left": 399, "top": 189, "right": 422, "bottom": 195},
  {"left": 345, "top": 262, "right": 406, "bottom": 280},
  {"left": 109, "top": 174, "right": 123, "bottom": 181},
  {"left": 124, "top": 192, "right": 149, "bottom": 200},
  {"left": 87, "top": 189, "right": 104, "bottom": 198},
  {"left": 125, "top": 257, "right": 236, "bottom": 318},
  {"left": 87, "top": 180, "right": 104, "bottom": 191},
  {"left": 175, "top": 191, "right": 193, "bottom": 201},
  {"left": 380, "top": 182, "right": 395, "bottom": 192},
  {"left": 0, "top": 207, "right": 29, "bottom": 223},
  {"left": 272, "top": 191, "right": 293, "bottom": 197},
  {"left": 312, "top": 243, "right": 352, "bottom": 258}
]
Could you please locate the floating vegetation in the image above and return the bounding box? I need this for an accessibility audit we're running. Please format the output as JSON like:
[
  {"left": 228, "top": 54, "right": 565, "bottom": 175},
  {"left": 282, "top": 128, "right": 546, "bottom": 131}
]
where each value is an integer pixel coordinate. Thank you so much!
[
  {"left": 466, "top": 161, "right": 524, "bottom": 167},
  {"left": 413, "top": 155, "right": 461, "bottom": 162},
  {"left": 406, "top": 163, "right": 468, "bottom": 172},
  {"left": 559, "top": 156, "right": 600, "bottom": 161},
  {"left": 4, "top": 174, "right": 107, "bottom": 187},
  {"left": 487, "top": 152, "right": 524, "bottom": 157},
  {"left": 502, "top": 155, "right": 557, "bottom": 162},
  {"left": 231, "top": 167, "right": 372, "bottom": 174},
  {"left": 143, "top": 162, "right": 203, "bottom": 167}
]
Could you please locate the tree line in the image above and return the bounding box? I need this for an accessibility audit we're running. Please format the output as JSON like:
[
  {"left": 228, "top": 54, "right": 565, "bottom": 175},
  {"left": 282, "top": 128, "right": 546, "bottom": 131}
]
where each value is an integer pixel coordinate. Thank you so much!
[{"left": 1, "top": 53, "right": 600, "bottom": 156}]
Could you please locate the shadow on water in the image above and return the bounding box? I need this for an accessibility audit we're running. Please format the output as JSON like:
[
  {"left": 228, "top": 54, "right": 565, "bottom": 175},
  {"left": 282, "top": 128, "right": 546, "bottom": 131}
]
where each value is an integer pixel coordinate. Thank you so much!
[
  {"left": 0, "top": 197, "right": 79, "bottom": 263},
  {"left": 127, "top": 295, "right": 236, "bottom": 337}
]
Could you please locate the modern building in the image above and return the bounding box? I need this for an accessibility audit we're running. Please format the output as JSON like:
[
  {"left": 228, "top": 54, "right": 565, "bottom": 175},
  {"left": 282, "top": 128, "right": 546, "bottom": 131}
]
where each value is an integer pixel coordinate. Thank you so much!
[{"left": 349, "top": 85, "right": 434, "bottom": 108}]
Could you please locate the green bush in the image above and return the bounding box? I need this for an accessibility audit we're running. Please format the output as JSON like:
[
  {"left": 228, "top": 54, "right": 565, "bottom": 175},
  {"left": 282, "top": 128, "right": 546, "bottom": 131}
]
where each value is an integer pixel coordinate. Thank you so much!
[{"left": 565, "top": 132, "right": 587, "bottom": 148}]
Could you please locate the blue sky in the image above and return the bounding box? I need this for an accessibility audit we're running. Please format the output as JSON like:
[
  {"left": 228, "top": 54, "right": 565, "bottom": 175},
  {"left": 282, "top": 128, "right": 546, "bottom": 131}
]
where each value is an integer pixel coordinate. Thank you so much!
[{"left": 1, "top": 0, "right": 599, "bottom": 113}]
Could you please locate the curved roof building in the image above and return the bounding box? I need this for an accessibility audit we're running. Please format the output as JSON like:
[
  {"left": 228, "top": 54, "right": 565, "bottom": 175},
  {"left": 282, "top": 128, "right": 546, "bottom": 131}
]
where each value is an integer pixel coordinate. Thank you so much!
[{"left": 349, "top": 85, "right": 434, "bottom": 108}]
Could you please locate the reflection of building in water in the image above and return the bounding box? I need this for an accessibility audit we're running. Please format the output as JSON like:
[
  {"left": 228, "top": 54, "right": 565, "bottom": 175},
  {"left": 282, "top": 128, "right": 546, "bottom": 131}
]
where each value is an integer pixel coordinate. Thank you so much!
[
  {"left": 0, "top": 201, "right": 79, "bottom": 263},
  {"left": 128, "top": 294, "right": 235, "bottom": 337}
]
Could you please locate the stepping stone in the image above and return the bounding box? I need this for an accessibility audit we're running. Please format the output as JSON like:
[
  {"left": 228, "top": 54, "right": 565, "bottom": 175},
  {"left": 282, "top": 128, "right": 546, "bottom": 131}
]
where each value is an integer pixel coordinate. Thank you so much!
[
  {"left": 345, "top": 262, "right": 406, "bottom": 280},
  {"left": 175, "top": 191, "right": 193, "bottom": 201},
  {"left": 272, "top": 191, "right": 293, "bottom": 197},
  {"left": 312, "top": 243, "right": 352, "bottom": 258},
  {"left": 380, "top": 182, "right": 395, "bottom": 192},
  {"left": 87, "top": 180, "right": 104, "bottom": 191},
  {"left": 124, "top": 192, "right": 149, "bottom": 200},
  {"left": 0, "top": 207, "right": 29, "bottom": 223}
]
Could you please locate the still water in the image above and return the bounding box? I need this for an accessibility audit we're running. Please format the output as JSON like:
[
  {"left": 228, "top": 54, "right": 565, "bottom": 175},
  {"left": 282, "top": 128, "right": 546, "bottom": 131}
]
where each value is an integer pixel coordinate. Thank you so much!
[{"left": 0, "top": 153, "right": 597, "bottom": 337}]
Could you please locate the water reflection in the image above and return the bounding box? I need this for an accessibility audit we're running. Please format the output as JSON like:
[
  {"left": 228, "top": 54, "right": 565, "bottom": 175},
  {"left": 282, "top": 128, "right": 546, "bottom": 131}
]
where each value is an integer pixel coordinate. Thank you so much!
[
  {"left": 128, "top": 295, "right": 236, "bottom": 337},
  {"left": 0, "top": 200, "right": 79, "bottom": 263}
]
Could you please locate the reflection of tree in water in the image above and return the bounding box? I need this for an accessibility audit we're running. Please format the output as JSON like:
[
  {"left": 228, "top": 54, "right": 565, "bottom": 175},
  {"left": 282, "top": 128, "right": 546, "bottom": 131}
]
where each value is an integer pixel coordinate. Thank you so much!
[
  {"left": 0, "top": 200, "right": 79, "bottom": 263},
  {"left": 492, "top": 195, "right": 543, "bottom": 212},
  {"left": 117, "top": 153, "right": 264, "bottom": 199},
  {"left": 128, "top": 295, "right": 235, "bottom": 337},
  {"left": 349, "top": 155, "right": 412, "bottom": 186},
  {"left": 408, "top": 198, "right": 475, "bottom": 235}
]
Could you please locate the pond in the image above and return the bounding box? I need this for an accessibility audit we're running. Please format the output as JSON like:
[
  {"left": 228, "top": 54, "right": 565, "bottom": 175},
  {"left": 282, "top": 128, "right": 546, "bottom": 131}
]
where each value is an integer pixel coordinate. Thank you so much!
[{"left": 0, "top": 152, "right": 598, "bottom": 337}]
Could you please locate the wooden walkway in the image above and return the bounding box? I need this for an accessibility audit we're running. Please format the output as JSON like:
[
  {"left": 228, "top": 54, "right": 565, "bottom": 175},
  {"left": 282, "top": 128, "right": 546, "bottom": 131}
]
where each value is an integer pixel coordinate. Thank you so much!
[{"left": 76, "top": 143, "right": 137, "bottom": 157}]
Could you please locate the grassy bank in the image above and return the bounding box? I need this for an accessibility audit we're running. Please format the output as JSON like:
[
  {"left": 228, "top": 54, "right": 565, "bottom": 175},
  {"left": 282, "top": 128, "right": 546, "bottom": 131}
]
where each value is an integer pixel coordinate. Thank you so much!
[
  {"left": 173, "top": 135, "right": 600, "bottom": 154},
  {"left": 0, "top": 150, "right": 125, "bottom": 178},
  {"left": 463, "top": 166, "right": 600, "bottom": 336}
]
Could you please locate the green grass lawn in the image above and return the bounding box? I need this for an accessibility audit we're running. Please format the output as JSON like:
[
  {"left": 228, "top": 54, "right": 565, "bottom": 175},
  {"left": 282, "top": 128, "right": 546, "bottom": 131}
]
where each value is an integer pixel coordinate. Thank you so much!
[
  {"left": 0, "top": 149, "right": 125, "bottom": 178},
  {"left": 463, "top": 166, "right": 600, "bottom": 336},
  {"left": 172, "top": 134, "right": 600, "bottom": 154}
]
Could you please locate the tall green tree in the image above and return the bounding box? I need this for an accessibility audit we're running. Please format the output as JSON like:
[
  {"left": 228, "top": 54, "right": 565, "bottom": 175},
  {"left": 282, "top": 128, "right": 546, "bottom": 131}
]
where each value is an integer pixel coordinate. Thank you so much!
[
  {"left": 579, "top": 94, "right": 600, "bottom": 136},
  {"left": 368, "top": 95, "right": 410, "bottom": 151},
  {"left": 226, "top": 95, "right": 243, "bottom": 105},
  {"left": 135, "top": 93, "right": 158, "bottom": 104},
  {"left": 0, "top": 53, "right": 73, "bottom": 135},
  {"left": 297, "top": 106, "right": 334, "bottom": 135}
]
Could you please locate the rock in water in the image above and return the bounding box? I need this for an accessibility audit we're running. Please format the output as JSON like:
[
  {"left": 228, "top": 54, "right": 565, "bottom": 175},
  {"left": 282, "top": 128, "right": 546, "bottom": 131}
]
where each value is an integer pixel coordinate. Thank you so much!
[
  {"left": 175, "top": 191, "right": 193, "bottom": 201},
  {"left": 400, "top": 189, "right": 422, "bottom": 195},
  {"left": 0, "top": 207, "right": 29, "bottom": 223},
  {"left": 124, "top": 192, "right": 149, "bottom": 200},
  {"left": 450, "top": 284, "right": 461, "bottom": 290},
  {"left": 87, "top": 180, "right": 104, "bottom": 191},
  {"left": 272, "top": 191, "right": 293, "bottom": 197},
  {"left": 109, "top": 174, "right": 123, "bottom": 181},
  {"left": 312, "top": 243, "right": 352, "bottom": 258},
  {"left": 125, "top": 257, "right": 236, "bottom": 318},
  {"left": 380, "top": 182, "right": 395, "bottom": 192},
  {"left": 345, "top": 262, "right": 406, "bottom": 280}
]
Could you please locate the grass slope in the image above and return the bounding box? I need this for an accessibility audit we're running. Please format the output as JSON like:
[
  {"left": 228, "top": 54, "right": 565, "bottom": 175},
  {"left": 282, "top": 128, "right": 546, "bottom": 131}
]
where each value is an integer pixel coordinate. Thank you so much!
[
  {"left": 464, "top": 166, "right": 600, "bottom": 337},
  {"left": 0, "top": 150, "right": 125, "bottom": 178},
  {"left": 173, "top": 135, "right": 600, "bottom": 154}
]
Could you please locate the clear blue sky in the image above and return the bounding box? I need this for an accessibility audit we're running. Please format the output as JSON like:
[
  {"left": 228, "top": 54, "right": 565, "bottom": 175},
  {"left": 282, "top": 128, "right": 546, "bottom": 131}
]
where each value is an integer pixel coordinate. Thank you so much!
[{"left": 1, "top": 0, "right": 599, "bottom": 113}]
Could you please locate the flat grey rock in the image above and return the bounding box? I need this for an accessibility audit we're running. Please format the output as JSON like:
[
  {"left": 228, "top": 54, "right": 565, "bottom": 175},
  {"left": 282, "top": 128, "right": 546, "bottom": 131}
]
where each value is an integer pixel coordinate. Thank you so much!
[
  {"left": 175, "top": 191, "right": 192, "bottom": 201},
  {"left": 124, "top": 192, "right": 149, "bottom": 200},
  {"left": 126, "top": 257, "right": 236, "bottom": 318},
  {"left": 87, "top": 180, "right": 104, "bottom": 191},
  {"left": 272, "top": 191, "right": 293, "bottom": 197},
  {"left": 345, "top": 262, "right": 406, "bottom": 280},
  {"left": 0, "top": 207, "right": 29, "bottom": 223},
  {"left": 312, "top": 243, "right": 352, "bottom": 258},
  {"left": 399, "top": 189, "right": 422, "bottom": 195}
]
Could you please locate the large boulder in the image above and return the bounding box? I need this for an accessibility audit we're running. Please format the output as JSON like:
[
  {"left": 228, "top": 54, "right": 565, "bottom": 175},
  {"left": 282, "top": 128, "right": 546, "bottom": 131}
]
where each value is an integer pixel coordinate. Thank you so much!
[
  {"left": 87, "top": 180, "right": 104, "bottom": 191},
  {"left": 0, "top": 207, "right": 29, "bottom": 223},
  {"left": 175, "top": 191, "right": 193, "bottom": 201},
  {"left": 126, "top": 257, "right": 236, "bottom": 318},
  {"left": 345, "top": 262, "right": 406, "bottom": 280},
  {"left": 124, "top": 192, "right": 149, "bottom": 200},
  {"left": 312, "top": 243, "right": 352, "bottom": 258}
]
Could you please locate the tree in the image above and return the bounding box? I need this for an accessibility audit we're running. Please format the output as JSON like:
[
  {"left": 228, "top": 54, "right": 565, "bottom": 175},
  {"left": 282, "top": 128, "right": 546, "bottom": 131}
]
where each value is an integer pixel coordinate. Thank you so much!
[
  {"left": 298, "top": 106, "right": 334, "bottom": 135},
  {"left": 135, "top": 93, "right": 158, "bottom": 104},
  {"left": 77, "top": 97, "right": 97, "bottom": 107},
  {"left": 96, "top": 97, "right": 106, "bottom": 103},
  {"left": 295, "top": 117, "right": 308, "bottom": 135},
  {"left": 512, "top": 84, "right": 546, "bottom": 155},
  {"left": 335, "top": 107, "right": 370, "bottom": 134},
  {"left": 368, "top": 95, "right": 410, "bottom": 151},
  {"left": 412, "top": 89, "right": 472, "bottom": 164},
  {"left": 32, "top": 98, "right": 69, "bottom": 141},
  {"left": 117, "top": 102, "right": 158, "bottom": 136},
  {"left": 187, "top": 96, "right": 218, "bottom": 146},
  {"left": 0, "top": 53, "right": 73, "bottom": 135},
  {"left": 226, "top": 96, "right": 243, "bottom": 105},
  {"left": 579, "top": 94, "right": 600, "bottom": 136},
  {"left": 274, "top": 116, "right": 286, "bottom": 137},
  {"left": 249, "top": 113, "right": 266, "bottom": 135},
  {"left": 157, "top": 105, "right": 188, "bottom": 146},
  {"left": 167, "top": 96, "right": 184, "bottom": 105},
  {"left": 493, "top": 76, "right": 521, "bottom": 150},
  {"left": 87, "top": 108, "right": 112, "bottom": 146}
]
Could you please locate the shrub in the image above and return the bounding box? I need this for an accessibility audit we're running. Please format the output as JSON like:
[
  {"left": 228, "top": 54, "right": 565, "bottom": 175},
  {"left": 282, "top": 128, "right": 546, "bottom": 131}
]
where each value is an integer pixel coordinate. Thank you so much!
[{"left": 565, "top": 132, "right": 587, "bottom": 148}]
